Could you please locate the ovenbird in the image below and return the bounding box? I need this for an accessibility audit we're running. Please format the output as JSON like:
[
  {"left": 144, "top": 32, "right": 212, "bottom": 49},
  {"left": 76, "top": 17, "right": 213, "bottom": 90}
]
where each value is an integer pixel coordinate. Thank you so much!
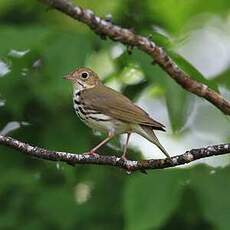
[{"left": 65, "top": 67, "right": 170, "bottom": 160}]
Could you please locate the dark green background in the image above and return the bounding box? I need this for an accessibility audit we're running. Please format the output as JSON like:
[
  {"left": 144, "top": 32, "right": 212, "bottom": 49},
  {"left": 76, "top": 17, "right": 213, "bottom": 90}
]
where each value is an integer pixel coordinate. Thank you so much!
[{"left": 0, "top": 0, "right": 230, "bottom": 229}]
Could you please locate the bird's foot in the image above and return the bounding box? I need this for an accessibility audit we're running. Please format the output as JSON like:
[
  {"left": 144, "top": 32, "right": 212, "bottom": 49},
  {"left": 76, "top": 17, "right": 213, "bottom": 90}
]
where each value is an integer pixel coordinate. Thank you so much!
[
  {"left": 120, "top": 155, "right": 128, "bottom": 161},
  {"left": 167, "top": 157, "right": 174, "bottom": 164},
  {"left": 118, "top": 155, "right": 133, "bottom": 175},
  {"left": 119, "top": 155, "right": 147, "bottom": 175},
  {"left": 84, "top": 151, "right": 99, "bottom": 157}
]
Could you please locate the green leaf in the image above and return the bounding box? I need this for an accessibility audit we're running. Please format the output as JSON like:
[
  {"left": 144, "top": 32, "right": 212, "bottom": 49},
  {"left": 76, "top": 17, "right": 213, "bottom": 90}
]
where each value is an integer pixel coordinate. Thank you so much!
[
  {"left": 165, "top": 77, "right": 189, "bottom": 132},
  {"left": 190, "top": 165, "right": 230, "bottom": 230},
  {"left": 33, "top": 31, "right": 93, "bottom": 108},
  {"left": 117, "top": 51, "right": 166, "bottom": 85},
  {"left": 147, "top": 0, "right": 230, "bottom": 33},
  {"left": 212, "top": 68, "right": 230, "bottom": 90},
  {"left": 124, "top": 165, "right": 230, "bottom": 230},
  {"left": 124, "top": 169, "right": 187, "bottom": 230},
  {"left": 36, "top": 187, "right": 76, "bottom": 229},
  {"left": 123, "top": 80, "right": 149, "bottom": 101},
  {"left": 165, "top": 50, "right": 219, "bottom": 131},
  {"left": 0, "top": 26, "right": 50, "bottom": 56}
]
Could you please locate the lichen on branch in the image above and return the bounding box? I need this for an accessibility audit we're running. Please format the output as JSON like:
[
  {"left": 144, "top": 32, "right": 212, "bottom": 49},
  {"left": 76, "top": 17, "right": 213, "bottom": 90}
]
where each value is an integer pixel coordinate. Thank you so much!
[
  {"left": 0, "top": 135, "right": 229, "bottom": 172},
  {"left": 39, "top": 0, "right": 230, "bottom": 115}
]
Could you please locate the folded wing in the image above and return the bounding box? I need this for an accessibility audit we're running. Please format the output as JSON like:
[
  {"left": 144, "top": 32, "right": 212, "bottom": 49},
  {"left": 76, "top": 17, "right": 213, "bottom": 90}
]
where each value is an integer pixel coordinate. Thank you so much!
[{"left": 81, "top": 85, "right": 165, "bottom": 131}]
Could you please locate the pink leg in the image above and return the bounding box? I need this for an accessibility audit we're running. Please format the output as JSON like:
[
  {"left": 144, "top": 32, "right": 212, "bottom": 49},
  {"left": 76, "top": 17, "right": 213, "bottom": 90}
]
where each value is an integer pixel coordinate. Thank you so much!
[
  {"left": 121, "top": 133, "right": 131, "bottom": 159},
  {"left": 87, "top": 132, "right": 114, "bottom": 155}
]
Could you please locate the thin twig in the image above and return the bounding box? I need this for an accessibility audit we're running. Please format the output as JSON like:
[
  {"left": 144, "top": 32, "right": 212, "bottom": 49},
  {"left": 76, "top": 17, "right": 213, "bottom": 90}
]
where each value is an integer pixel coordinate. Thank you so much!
[
  {"left": 0, "top": 135, "right": 229, "bottom": 172},
  {"left": 39, "top": 0, "right": 230, "bottom": 115}
]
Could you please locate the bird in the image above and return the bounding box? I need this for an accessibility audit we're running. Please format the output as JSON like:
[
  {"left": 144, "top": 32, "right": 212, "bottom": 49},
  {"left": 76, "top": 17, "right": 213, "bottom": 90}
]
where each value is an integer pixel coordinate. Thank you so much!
[{"left": 64, "top": 67, "right": 171, "bottom": 160}]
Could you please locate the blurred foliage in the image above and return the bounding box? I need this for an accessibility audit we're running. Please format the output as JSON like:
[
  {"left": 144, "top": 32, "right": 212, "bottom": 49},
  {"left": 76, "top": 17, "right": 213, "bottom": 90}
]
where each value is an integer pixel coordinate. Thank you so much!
[
  {"left": 0, "top": 0, "right": 230, "bottom": 229},
  {"left": 125, "top": 165, "right": 230, "bottom": 230}
]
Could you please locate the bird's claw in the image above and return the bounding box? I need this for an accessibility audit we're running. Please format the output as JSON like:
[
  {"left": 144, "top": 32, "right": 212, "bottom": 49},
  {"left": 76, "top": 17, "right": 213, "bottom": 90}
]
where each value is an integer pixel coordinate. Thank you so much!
[
  {"left": 120, "top": 155, "right": 128, "bottom": 161},
  {"left": 84, "top": 151, "right": 99, "bottom": 157}
]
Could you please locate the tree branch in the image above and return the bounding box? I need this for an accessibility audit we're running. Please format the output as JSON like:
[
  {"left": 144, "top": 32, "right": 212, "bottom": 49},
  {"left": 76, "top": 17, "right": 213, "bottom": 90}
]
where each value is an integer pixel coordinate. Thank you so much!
[
  {"left": 0, "top": 134, "right": 229, "bottom": 172},
  {"left": 38, "top": 0, "right": 230, "bottom": 115}
]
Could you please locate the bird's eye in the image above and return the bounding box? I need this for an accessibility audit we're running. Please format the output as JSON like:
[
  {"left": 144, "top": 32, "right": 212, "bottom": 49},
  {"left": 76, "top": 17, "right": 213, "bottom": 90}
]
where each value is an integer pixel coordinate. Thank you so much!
[{"left": 81, "top": 72, "right": 89, "bottom": 79}]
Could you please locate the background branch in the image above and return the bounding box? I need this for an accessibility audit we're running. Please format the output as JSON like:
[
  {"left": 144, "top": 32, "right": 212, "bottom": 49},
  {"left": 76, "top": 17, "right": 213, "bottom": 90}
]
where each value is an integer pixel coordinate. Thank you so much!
[
  {"left": 0, "top": 134, "right": 229, "bottom": 172},
  {"left": 39, "top": 0, "right": 230, "bottom": 115}
]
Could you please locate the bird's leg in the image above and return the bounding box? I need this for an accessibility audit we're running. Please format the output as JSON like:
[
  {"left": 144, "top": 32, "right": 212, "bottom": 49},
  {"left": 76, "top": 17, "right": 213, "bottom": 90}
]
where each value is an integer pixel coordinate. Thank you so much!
[
  {"left": 87, "top": 132, "right": 114, "bottom": 155},
  {"left": 121, "top": 133, "right": 147, "bottom": 174},
  {"left": 121, "top": 133, "right": 131, "bottom": 160}
]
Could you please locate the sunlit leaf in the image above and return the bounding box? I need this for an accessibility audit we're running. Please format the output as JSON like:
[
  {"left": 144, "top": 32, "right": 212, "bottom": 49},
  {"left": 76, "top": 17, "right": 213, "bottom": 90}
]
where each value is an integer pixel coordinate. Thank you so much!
[
  {"left": 0, "top": 60, "right": 10, "bottom": 77},
  {"left": 0, "top": 121, "right": 29, "bottom": 135},
  {"left": 8, "top": 49, "right": 30, "bottom": 58}
]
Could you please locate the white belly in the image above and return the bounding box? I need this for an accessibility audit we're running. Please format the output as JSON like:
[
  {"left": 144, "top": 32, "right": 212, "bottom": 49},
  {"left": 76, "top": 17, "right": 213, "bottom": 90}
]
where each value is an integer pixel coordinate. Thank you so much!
[
  {"left": 73, "top": 90, "right": 128, "bottom": 134},
  {"left": 85, "top": 114, "right": 128, "bottom": 134}
]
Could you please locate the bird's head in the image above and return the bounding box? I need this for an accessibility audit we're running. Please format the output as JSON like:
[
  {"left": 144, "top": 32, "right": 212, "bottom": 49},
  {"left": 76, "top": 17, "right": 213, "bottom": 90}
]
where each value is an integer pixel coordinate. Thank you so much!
[{"left": 64, "top": 67, "right": 101, "bottom": 90}]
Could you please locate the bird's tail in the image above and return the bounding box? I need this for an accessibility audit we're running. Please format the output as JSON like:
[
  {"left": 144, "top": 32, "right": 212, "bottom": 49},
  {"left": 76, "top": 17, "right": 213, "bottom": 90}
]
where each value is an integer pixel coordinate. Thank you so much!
[{"left": 139, "top": 125, "right": 171, "bottom": 159}]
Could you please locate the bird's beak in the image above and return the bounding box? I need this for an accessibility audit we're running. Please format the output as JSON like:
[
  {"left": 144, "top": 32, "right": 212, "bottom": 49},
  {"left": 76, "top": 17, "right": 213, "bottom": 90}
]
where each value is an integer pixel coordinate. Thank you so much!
[{"left": 64, "top": 74, "right": 74, "bottom": 81}]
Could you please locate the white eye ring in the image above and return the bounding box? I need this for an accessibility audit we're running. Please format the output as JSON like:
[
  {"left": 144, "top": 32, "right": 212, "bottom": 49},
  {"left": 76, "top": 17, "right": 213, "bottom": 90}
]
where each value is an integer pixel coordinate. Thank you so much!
[{"left": 81, "top": 72, "right": 89, "bottom": 79}]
